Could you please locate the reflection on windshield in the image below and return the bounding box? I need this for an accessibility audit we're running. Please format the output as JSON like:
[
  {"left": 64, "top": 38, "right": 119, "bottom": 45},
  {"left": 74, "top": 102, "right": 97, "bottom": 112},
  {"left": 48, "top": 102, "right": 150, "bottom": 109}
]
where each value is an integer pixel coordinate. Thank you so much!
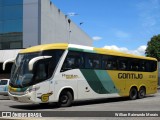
[
  {"left": 10, "top": 52, "right": 40, "bottom": 88},
  {"left": 10, "top": 50, "right": 64, "bottom": 88}
]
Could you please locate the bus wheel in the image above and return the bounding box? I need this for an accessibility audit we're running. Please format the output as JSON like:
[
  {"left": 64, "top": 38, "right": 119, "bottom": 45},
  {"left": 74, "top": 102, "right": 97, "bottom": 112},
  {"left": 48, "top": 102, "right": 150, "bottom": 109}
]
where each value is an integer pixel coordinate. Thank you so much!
[
  {"left": 138, "top": 87, "right": 146, "bottom": 99},
  {"left": 58, "top": 90, "right": 73, "bottom": 107},
  {"left": 129, "top": 87, "right": 137, "bottom": 100}
]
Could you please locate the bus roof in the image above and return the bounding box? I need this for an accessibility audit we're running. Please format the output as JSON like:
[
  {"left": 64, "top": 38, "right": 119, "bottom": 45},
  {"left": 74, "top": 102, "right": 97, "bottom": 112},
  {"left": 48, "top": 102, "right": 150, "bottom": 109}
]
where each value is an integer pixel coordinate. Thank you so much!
[
  {"left": 20, "top": 43, "right": 157, "bottom": 61},
  {"left": 20, "top": 43, "right": 68, "bottom": 53}
]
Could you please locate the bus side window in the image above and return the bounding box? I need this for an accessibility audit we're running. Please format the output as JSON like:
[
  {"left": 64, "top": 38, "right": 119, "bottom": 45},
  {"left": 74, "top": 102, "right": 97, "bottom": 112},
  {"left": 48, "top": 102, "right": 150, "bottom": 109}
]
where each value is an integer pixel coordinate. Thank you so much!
[
  {"left": 129, "top": 59, "right": 140, "bottom": 71},
  {"left": 121, "top": 57, "right": 129, "bottom": 70},
  {"left": 102, "top": 55, "right": 118, "bottom": 70},
  {"left": 118, "top": 59, "right": 127, "bottom": 70},
  {"left": 139, "top": 61, "right": 146, "bottom": 71},
  {"left": 151, "top": 61, "right": 157, "bottom": 72},
  {"left": 107, "top": 56, "right": 118, "bottom": 70},
  {"left": 102, "top": 55, "right": 107, "bottom": 69},
  {"left": 106, "top": 61, "right": 112, "bottom": 69},
  {"left": 61, "top": 51, "right": 84, "bottom": 72},
  {"left": 85, "top": 53, "right": 101, "bottom": 69},
  {"left": 145, "top": 60, "right": 157, "bottom": 72}
]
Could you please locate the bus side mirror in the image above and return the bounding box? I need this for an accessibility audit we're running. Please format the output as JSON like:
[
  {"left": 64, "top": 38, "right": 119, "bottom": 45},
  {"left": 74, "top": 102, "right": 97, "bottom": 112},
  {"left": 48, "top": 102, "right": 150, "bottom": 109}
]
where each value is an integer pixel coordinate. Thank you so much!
[
  {"left": 3, "top": 58, "right": 15, "bottom": 70},
  {"left": 28, "top": 56, "right": 52, "bottom": 71}
]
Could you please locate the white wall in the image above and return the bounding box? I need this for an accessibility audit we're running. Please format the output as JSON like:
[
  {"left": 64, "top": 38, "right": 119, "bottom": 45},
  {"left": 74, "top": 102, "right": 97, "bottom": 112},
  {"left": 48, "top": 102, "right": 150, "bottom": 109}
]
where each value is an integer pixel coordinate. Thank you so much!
[
  {"left": 23, "top": 0, "right": 92, "bottom": 48},
  {"left": 40, "top": 0, "right": 92, "bottom": 46}
]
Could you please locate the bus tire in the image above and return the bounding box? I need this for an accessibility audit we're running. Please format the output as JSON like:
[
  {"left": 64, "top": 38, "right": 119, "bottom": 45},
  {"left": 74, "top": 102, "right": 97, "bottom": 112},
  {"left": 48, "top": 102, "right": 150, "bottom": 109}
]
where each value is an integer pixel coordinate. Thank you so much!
[
  {"left": 129, "top": 87, "right": 137, "bottom": 100},
  {"left": 58, "top": 90, "right": 73, "bottom": 107},
  {"left": 138, "top": 87, "right": 146, "bottom": 99}
]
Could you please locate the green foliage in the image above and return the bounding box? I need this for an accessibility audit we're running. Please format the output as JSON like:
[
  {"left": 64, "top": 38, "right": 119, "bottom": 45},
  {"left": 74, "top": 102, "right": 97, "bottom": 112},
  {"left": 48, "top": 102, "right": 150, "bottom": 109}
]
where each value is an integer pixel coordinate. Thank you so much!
[{"left": 145, "top": 34, "right": 160, "bottom": 61}]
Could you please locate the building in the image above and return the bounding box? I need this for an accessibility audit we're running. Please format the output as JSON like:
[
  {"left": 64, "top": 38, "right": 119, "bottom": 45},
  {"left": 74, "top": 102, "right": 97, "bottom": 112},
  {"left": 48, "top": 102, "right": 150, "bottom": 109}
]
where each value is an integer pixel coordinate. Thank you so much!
[{"left": 0, "top": 0, "right": 93, "bottom": 78}]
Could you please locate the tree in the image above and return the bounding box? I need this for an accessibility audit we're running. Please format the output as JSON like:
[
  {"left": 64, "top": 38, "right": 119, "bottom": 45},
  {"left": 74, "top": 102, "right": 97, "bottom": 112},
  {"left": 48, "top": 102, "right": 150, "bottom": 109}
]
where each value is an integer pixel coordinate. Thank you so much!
[{"left": 145, "top": 34, "right": 160, "bottom": 61}]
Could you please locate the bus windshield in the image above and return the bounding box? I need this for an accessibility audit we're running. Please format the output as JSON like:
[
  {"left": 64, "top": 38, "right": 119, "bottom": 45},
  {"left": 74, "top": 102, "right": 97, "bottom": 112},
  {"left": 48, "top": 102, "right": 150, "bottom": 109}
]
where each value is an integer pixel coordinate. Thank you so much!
[{"left": 10, "top": 50, "right": 64, "bottom": 88}]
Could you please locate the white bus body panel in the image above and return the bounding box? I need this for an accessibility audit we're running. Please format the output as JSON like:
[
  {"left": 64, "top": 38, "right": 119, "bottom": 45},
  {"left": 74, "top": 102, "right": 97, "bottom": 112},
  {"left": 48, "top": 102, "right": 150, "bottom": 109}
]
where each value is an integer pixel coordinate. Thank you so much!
[{"left": 48, "top": 69, "right": 119, "bottom": 103}]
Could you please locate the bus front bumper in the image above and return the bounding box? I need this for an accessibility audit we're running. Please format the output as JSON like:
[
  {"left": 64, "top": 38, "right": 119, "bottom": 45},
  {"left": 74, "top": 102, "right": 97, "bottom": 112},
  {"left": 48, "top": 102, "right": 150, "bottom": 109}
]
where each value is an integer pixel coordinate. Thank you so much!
[{"left": 8, "top": 92, "right": 36, "bottom": 103}]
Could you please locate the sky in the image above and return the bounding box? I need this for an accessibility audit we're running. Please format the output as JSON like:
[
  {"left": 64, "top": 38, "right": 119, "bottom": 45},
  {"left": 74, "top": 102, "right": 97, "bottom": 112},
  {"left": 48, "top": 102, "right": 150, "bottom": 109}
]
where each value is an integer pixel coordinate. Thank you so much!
[{"left": 52, "top": 0, "right": 160, "bottom": 56}]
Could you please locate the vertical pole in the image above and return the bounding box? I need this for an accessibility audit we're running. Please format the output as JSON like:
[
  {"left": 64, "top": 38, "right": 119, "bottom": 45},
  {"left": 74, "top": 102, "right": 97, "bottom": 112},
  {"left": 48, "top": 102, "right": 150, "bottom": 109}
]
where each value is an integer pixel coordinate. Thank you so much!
[{"left": 68, "top": 19, "right": 71, "bottom": 44}]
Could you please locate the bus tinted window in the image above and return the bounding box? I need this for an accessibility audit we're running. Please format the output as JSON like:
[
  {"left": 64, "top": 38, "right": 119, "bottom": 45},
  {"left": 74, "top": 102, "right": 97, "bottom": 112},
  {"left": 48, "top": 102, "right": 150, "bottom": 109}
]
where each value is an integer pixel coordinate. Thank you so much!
[
  {"left": 128, "top": 59, "right": 140, "bottom": 71},
  {"left": 85, "top": 53, "right": 101, "bottom": 69},
  {"left": 117, "top": 57, "right": 128, "bottom": 70},
  {"left": 146, "top": 60, "right": 157, "bottom": 72},
  {"left": 61, "top": 51, "right": 84, "bottom": 71},
  {"left": 102, "top": 55, "right": 118, "bottom": 70},
  {"left": 61, "top": 51, "right": 157, "bottom": 72},
  {"left": 101, "top": 55, "right": 157, "bottom": 72}
]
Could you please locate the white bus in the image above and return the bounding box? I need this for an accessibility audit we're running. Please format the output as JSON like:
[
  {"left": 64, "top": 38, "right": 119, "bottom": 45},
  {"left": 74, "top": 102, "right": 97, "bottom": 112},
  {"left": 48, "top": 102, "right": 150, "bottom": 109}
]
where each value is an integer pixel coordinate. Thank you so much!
[{"left": 5, "top": 43, "right": 158, "bottom": 107}]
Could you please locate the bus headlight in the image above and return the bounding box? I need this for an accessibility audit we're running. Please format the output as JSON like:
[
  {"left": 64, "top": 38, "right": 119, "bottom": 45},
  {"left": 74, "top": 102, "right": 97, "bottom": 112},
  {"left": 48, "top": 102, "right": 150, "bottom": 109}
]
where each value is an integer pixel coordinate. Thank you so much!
[{"left": 26, "top": 86, "right": 40, "bottom": 93}]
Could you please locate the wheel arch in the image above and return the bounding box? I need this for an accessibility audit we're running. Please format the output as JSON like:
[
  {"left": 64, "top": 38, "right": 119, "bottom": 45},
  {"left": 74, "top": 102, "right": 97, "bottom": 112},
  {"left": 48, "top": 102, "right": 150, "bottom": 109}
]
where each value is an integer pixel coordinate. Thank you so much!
[
  {"left": 138, "top": 85, "right": 146, "bottom": 92},
  {"left": 57, "top": 87, "right": 74, "bottom": 101},
  {"left": 129, "top": 85, "right": 138, "bottom": 92}
]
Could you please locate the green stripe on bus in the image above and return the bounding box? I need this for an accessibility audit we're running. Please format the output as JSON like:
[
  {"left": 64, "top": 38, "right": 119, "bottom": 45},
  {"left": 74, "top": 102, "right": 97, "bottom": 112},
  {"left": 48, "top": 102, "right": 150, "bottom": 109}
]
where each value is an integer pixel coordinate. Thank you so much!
[
  {"left": 80, "top": 69, "right": 109, "bottom": 94},
  {"left": 68, "top": 48, "right": 95, "bottom": 53},
  {"left": 94, "top": 70, "right": 119, "bottom": 93}
]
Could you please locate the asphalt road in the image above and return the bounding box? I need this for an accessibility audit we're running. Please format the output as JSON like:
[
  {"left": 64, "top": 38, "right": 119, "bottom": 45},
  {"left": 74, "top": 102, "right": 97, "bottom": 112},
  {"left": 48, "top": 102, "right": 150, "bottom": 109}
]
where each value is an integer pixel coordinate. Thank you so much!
[{"left": 0, "top": 90, "right": 160, "bottom": 119}]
